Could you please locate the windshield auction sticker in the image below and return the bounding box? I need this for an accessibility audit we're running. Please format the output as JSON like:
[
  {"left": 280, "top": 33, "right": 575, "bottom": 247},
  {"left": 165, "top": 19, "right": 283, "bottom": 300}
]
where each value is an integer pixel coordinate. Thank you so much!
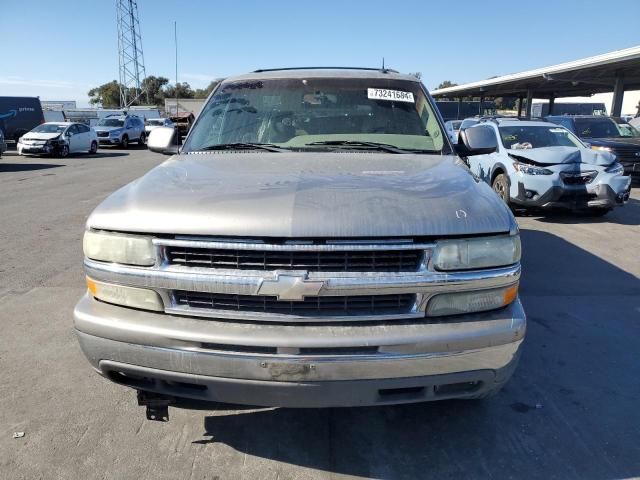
[{"left": 367, "top": 88, "right": 415, "bottom": 103}]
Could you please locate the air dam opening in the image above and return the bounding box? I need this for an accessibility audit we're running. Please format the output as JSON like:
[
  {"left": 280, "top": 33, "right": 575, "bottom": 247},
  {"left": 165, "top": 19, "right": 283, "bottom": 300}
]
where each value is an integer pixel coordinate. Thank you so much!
[{"left": 378, "top": 386, "right": 426, "bottom": 401}]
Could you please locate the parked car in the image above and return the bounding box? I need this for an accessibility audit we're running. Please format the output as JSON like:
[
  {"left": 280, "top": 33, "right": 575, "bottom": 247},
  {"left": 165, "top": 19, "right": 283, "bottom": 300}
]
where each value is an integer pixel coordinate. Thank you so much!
[
  {"left": 465, "top": 118, "right": 631, "bottom": 215},
  {"left": 76, "top": 67, "right": 525, "bottom": 421},
  {"left": 547, "top": 115, "right": 640, "bottom": 180},
  {"left": 444, "top": 120, "right": 462, "bottom": 143},
  {"left": 0, "top": 128, "right": 6, "bottom": 157},
  {"left": 169, "top": 112, "right": 195, "bottom": 139},
  {"left": 94, "top": 114, "right": 146, "bottom": 148},
  {"left": 17, "top": 122, "right": 98, "bottom": 157},
  {"left": 144, "top": 117, "right": 174, "bottom": 136},
  {"left": 0, "top": 96, "right": 45, "bottom": 143}
]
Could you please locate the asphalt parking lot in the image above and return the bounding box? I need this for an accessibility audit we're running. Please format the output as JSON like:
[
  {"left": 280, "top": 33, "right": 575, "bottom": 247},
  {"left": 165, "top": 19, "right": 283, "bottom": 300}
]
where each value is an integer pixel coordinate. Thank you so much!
[{"left": 0, "top": 147, "right": 639, "bottom": 480}]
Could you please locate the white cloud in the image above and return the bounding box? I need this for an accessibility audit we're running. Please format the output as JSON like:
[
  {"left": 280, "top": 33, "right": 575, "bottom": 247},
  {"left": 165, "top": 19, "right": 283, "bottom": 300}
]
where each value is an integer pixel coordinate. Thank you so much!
[
  {"left": 0, "top": 76, "right": 74, "bottom": 89},
  {"left": 180, "top": 73, "right": 215, "bottom": 85}
]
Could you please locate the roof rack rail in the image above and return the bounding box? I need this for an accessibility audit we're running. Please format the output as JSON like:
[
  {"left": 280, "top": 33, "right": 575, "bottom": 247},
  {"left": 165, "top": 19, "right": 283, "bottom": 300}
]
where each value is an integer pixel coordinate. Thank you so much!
[
  {"left": 478, "top": 115, "right": 524, "bottom": 124},
  {"left": 252, "top": 66, "right": 399, "bottom": 73}
]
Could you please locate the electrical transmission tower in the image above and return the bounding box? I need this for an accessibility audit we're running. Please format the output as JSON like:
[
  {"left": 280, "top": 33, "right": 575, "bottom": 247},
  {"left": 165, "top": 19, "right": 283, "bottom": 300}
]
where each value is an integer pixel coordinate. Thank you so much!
[{"left": 115, "top": 0, "right": 148, "bottom": 107}]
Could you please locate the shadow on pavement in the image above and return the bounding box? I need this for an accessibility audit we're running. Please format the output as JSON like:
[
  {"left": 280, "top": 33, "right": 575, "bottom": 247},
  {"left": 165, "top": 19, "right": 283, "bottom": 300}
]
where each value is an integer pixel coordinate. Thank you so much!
[
  {"left": 85, "top": 152, "right": 130, "bottom": 159},
  {"left": 0, "top": 162, "right": 65, "bottom": 172},
  {"left": 195, "top": 229, "right": 640, "bottom": 479}
]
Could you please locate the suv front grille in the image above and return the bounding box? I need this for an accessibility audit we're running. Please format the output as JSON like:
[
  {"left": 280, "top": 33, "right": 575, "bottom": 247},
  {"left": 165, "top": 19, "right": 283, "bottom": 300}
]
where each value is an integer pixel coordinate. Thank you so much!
[
  {"left": 173, "top": 291, "right": 416, "bottom": 317},
  {"left": 97, "top": 131, "right": 109, "bottom": 137},
  {"left": 166, "top": 247, "right": 424, "bottom": 272}
]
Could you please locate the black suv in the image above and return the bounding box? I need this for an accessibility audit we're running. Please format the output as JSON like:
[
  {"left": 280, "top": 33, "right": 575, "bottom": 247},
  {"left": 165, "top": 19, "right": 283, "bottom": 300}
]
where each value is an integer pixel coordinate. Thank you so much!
[{"left": 547, "top": 115, "right": 640, "bottom": 180}]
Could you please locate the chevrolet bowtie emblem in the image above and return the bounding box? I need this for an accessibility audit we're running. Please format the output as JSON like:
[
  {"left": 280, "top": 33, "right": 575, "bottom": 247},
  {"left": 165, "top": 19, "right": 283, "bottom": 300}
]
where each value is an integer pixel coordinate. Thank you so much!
[{"left": 257, "top": 273, "right": 324, "bottom": 301}]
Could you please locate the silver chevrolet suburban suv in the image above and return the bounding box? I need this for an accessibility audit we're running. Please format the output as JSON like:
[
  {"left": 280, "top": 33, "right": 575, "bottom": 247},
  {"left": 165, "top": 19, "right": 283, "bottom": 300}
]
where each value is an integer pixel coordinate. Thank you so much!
[{"left": 75, "top": 68, "right": 525, "bottom": 421}]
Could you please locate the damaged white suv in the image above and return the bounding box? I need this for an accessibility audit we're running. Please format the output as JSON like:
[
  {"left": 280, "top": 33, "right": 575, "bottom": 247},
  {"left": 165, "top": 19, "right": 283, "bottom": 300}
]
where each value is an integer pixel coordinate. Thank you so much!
[{"left": 466, "top": 118, "right": 631, "bottom": 215}]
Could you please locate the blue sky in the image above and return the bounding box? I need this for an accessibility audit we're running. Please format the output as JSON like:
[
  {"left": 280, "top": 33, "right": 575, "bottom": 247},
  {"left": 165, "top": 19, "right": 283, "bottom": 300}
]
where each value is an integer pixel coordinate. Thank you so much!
[{"left": 2, "top": 0, "right": 639, "bottom": 107}]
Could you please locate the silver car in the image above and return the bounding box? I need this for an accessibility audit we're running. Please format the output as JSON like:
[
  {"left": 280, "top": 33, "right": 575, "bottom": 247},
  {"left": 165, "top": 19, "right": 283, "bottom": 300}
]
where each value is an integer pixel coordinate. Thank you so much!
[
  {"left": 75, "top": 68, "right": 525, "bottom": 420},
  {"left": 94, "top": 114, "right": 146, "bottom": 148}
]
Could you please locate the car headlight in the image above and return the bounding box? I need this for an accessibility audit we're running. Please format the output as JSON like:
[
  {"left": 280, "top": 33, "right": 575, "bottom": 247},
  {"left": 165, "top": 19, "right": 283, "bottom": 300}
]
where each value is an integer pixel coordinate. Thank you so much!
[
  {"left": 605, "top": 163, "right": 624, "bottom": 175},
  {"left": 83, "top": 230, "right": 156, "bottom": 266},
  {"left": 432, "top": 235, "right": 521, "bottom": 271},
  {"left": 512, "top": 162, "right": 553, "bottom": 175},
  {"left": 591, "top": 146, "right": 612, "bottom": 152},
  {"left": 426, "top": 284, "right": 518, "bottom": 316},
  {"left": 110, "top": 130, "right": 121, "bottom": 137},
  {"left": 86, "top": 277, "right": 163, "bottom": 311}
]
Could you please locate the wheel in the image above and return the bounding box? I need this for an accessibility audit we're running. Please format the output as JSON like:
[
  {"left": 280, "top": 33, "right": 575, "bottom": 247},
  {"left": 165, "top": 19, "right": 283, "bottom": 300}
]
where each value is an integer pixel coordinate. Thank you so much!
[
  {"left": 138, "top": 133, "right": 146, "bottom": 145},
  {"left": 89, "top": 141, "right": 98, "bottom": 154},
  {"left": 492, "top": 173, "right": 512, "bottom": 207},
  {"left": 121, "top": 135, "right": 129, "bottom": 149},
  {"left": 58, "top": 145, "right": 69, "bottom": 158}
]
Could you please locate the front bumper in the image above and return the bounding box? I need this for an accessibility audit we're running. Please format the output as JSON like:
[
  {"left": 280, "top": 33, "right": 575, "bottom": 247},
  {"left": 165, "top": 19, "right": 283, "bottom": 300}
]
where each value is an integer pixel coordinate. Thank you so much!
[
  {"left": 74, "top": 294, "right": 526, "bottom": 407},
  {"left": 97, "top": 136, "right": 121, "bottom": 145},
  {"left": 17, "top": 142, "right": 63, "bottom": 156},
  {"left": 511, "top": 176, "right": 631, "bottom": 210}
]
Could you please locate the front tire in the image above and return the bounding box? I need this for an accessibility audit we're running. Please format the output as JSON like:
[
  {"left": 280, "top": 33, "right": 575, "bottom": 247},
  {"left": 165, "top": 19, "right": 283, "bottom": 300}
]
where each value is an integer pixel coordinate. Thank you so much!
[
  {"left": 138, "top": 132, "right": 146, "bottom": 145},
  {"left": 58, "top": 145, "right": 69, "bottom": 158},
  {"left": 492, "top": 173, "right": 512, "bottom": 208},
  {"left": 89, "top": 141, "right": 98, "bottom": 154}
]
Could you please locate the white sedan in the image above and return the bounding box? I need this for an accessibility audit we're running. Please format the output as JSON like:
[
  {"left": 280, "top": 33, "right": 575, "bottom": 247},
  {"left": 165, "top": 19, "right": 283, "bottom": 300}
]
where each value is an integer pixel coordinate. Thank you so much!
[{"left": 17, "top": 122, "right": 98, "bottom": 157}]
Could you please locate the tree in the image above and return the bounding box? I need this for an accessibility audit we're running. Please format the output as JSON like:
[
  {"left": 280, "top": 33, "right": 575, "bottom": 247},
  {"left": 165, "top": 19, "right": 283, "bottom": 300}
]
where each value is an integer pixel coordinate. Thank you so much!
[
  {"left": 437, "top": 80, "right": 458, "bottom": 90},
  {"left": 88, "top": 80, "right": 121, "bottom": 107},
  {"left": 194, "top": 80, "right": 222, "bottom": 99},
  {"left": 163, "top": 82, "right": 195, "bottom": 99},
  {"left": 141, "top": 76, "right": 170, "bottom": 106}
]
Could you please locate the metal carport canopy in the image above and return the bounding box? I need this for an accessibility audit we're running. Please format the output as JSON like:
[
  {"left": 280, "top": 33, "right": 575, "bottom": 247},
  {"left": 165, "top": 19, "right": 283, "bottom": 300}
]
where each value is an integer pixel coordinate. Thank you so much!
[{"left": 430, "top": 45, "right": 640, "bottom": 100}]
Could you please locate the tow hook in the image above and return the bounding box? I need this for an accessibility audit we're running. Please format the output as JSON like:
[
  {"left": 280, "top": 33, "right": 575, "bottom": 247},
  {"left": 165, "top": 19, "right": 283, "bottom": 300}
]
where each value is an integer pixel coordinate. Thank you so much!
[{"left": 137, "top": 390, "right": 175, "bottom": 422}]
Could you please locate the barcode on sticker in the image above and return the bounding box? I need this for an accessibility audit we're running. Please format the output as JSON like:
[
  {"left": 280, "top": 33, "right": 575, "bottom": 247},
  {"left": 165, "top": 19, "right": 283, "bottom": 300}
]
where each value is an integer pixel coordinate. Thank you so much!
[{"left": 367, "top": 88, "right": 414, "bottom": 103}]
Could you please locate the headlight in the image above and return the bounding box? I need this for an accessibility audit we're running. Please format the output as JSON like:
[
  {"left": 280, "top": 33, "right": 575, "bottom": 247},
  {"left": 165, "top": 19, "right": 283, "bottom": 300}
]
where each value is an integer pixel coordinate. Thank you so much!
[
  {"left": 433, "top": 235, "right": 521, "bottom": 271},
  {"left": 83, "top": 230, "right": 155, "bottom": 266},
  {"left": 426, "top": 284, "right": 518, "bottom": 316},
  {"left": 591, "top": 146, "right": 612, "bottom": 152},
  {"left": 605, "top": 163, "right": 624, "bottom": 175},
  {"left": 86, "top": 277, "right": 163, "bottom": 311},
  {"left": 110, "top": 130, "right": 121, "bottom": 137},
  {"left": 512, "top": 162, "right": 553, "bottom": 175}
]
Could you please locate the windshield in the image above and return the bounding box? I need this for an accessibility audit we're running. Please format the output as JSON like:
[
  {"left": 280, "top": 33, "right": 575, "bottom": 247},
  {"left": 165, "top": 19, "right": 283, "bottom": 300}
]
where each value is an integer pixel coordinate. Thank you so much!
[
  {"left": 184, "top": 77, "right": 445, "bottom": 153},
  {"left": 616, "top": 122, "right": 640, "bottom": 138},
  {"left": 31, "top": 124, "right": 67, "bottom": 134},
  {"left": 499, "top": 125, "right": 583, "bottom": 149},
  {"left": 97, "top": 118, "right": 124, "bottom": 127},
  {"left": 573, "top": 118, "right": 635, "bottom": 138},
  {"left": 145, "top": 119, "right": 163, "bottom": 126}
]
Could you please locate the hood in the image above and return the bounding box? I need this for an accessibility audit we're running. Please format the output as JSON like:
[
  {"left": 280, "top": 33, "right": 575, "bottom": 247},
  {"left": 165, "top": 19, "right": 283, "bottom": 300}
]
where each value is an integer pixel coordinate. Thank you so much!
[
  {"left": 94, "top": 125, "right": 122, "bottom": 132},
  {"left": 87, "top": 152, "right": 513, "bottom": 238},
  {"left": 589, "top": 137, "right": 640, "bottom": 149},
  {"left": 508, "top": 146, "right": 614, "bottom": 167},
  {"left": 22, "top": 132, "right": 62, "bottom": 141}
]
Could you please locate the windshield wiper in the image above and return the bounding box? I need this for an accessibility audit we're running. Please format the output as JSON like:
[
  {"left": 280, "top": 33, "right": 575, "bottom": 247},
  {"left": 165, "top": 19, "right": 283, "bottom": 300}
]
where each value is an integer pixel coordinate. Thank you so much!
[
  {"left": 197, "top": 142, "right": 284, "bottom": 152},
  {"left": 305, "top": 140, "right": 409, "bottom": 154}
]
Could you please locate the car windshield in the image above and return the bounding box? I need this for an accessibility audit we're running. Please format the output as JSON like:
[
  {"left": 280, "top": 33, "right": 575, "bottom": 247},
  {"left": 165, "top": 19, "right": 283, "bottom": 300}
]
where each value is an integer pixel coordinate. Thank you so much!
[
  {"left": 98, "top": 118, "right": 124, "bottom": 127},
  {"left": 31, "top": 124, "right": 67, "bottom": 134},
  {"left": 184, "top": 77, "right": 445, "bottom": 153},
  {"left": 573, "top": 118, "right": 636, "bottom": 138},
  {"left": 145, "top": 119, "right": 163, "bottom": 126},
  {"left": 499, "top": 125, "right": 583, "bottom": 149},
  {"left": 615, "top": 122, "right": 640, "bottom": 138}
]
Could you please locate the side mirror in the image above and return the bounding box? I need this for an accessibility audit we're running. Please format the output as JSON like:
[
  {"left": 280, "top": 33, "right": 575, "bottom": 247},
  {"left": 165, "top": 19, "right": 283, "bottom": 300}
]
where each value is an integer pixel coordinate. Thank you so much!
[
  {"left": 457, "top": 125, "right": 497, "bottom": 156},
  {"left": 147, "top": 126, "right": 179, "bottom": 155}
]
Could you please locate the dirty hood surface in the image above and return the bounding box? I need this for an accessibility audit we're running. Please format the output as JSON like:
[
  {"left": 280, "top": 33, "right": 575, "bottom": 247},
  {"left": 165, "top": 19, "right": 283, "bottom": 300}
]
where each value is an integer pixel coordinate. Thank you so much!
[
  {"left": 88, "top": 151, "right": 512, "bottom": 238},
  {"left": 22, "top": 132, "right": 61, "bottom": 141},
  {"left": 508, "top": 146, "right": 615, "bottom": 166}
]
